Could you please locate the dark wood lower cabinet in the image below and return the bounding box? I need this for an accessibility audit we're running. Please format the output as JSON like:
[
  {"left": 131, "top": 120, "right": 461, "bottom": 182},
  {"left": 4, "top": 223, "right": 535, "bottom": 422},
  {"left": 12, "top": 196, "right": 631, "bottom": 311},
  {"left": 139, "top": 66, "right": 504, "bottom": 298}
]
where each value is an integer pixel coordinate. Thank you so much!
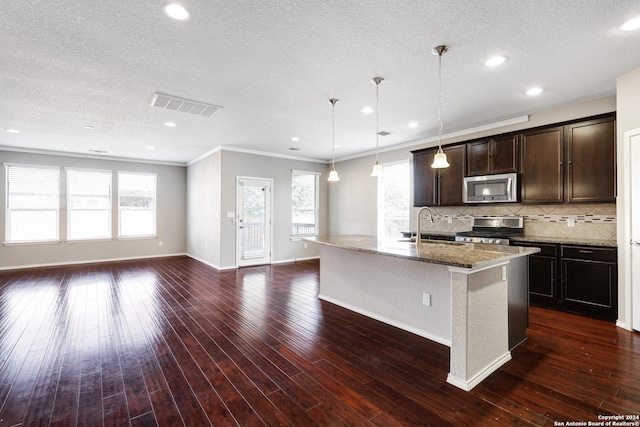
[
  {"left": 513, "top": 241, "right": 618, "bottom": 321},
  {"left": 529, "top": 255, "right": 557, "bottom": 301}
]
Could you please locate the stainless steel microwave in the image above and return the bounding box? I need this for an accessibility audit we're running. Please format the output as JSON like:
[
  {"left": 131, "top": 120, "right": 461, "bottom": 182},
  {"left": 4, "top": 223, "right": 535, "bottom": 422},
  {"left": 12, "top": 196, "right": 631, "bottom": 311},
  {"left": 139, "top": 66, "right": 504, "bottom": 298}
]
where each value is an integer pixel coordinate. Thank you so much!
[{"left": 463, "top": 173, "right": 519, "bottom": 203}]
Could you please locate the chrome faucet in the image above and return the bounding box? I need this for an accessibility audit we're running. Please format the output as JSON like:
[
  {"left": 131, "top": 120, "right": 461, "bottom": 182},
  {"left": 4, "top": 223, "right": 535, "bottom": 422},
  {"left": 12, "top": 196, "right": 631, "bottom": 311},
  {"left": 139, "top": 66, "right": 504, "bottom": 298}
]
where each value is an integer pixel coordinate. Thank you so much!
[{"left": 416, "top": 206, "right": 434, "bottom": 245}]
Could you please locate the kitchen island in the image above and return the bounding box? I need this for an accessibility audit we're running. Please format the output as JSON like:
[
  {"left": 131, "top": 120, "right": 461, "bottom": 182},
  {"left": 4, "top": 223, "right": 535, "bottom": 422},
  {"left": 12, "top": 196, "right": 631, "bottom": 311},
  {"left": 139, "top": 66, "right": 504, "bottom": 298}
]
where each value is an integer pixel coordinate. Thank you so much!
[{"left": 305, "top": 235, "right": 539, "bottom": 391}]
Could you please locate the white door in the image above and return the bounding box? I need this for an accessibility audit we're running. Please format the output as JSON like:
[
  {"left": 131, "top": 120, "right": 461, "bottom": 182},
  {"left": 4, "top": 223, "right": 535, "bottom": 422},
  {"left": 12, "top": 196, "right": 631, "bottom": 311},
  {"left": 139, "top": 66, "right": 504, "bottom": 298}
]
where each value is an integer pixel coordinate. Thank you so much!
[
  {"left": 630, "top": 133, "right": 640, "bottom": 331},
  {"left": 237, "top": 177, "right": 272, "bottom": 267}
]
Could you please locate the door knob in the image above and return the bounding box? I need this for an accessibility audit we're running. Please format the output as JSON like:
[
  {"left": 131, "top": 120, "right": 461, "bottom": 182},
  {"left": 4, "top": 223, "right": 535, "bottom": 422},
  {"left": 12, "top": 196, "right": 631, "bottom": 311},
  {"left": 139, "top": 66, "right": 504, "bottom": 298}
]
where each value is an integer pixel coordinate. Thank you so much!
[{"left": 631, "top": 240, "right": 640, "bottom": 247}]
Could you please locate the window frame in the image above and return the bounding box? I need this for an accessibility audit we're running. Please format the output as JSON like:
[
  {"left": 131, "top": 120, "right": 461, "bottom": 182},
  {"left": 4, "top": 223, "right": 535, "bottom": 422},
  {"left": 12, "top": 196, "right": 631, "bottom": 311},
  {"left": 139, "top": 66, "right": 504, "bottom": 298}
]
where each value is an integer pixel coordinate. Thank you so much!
[
  {"left": 66, "top": 167, "right": 113, "bottom": 242},
  {"left": 117, "top": 171, "right": 157, "bottom": 239},
  {"left": 4, "top": 162, "right": 61, "bottom": 245},
  {"left": 291, "top": 169, "right": 320, "bottom": 240}
]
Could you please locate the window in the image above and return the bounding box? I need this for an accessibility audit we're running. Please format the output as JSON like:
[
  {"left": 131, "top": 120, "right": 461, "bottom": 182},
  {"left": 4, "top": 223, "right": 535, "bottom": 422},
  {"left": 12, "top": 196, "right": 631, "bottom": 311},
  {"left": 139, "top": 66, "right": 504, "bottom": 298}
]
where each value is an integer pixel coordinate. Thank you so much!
[
  {"left": 118, "top": 172, "right": 156, "bottom": 237},
  {"left": 5, "top": 163, "right": 60, "bottom": 243},
  {"left": 67, "top": 168, "right": 112, "bottom": 240},
  {"left": 291, "top": 170, "right": 319, "bottom": 238},
  {"left": 377, "top": 160, "right": 410, "bottom": 242}
]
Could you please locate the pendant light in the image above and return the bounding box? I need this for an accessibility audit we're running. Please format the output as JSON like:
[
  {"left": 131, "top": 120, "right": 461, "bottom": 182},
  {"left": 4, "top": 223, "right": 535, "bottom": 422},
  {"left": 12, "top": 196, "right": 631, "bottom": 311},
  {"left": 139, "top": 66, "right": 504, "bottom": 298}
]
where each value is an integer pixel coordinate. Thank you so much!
[
  {"left": 370, "top": 77, "right": 384, "bottom": 177},
  {"left": 431, "top": 45, "right": 450, "bottom": 169},
  {"left": 328, "top": 98, "right": 340, "bottom": 182}
]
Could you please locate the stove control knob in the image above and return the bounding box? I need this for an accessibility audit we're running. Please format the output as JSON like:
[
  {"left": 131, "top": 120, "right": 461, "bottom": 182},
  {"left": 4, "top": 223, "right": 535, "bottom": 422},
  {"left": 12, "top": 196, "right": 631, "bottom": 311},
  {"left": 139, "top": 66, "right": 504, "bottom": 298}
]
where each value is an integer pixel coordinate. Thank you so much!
[
  {"left": 487, "top": 239, "right": 494, "bottom": 244},
  {"left": 495, "top": 239, "right": 501, "bottom": 245},
  {"left": 464, "top": 237, "right": 471, "bottom": 242}
]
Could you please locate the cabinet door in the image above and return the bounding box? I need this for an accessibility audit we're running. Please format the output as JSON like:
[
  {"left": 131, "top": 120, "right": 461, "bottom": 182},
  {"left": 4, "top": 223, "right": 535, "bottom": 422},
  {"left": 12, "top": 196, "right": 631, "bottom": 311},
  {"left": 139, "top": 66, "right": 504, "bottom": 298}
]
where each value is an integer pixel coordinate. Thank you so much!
[
  {"left": 466, "top": 140, "right": 491, "bottom": 176},
  {"left": 529, "top": 256, "right": 558, "bottom": 302},
  {"left": 566, "top": 117, "right": 616, "bottom": 203},
  {"left": 412, "top": 150, "right": 437, "bottom": 206},
  {"left": 521, "top": 127, "right": 564, "bottom": 203},
  {"left": 491, "top": 134, "right": 519, "bottom": 174},
  {"left": 561, "top": 259, "right": 617, "bottom": 319},
  {"left": 438, "top": 145, "right": 466, "bottom": 205}
]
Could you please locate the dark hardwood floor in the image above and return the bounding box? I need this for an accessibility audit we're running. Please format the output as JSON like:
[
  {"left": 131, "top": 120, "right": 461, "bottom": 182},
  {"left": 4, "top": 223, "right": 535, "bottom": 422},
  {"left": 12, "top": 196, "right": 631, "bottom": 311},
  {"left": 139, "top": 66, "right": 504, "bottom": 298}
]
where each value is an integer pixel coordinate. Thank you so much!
[{"left": 0, "top": 256, "right": 638, "bottom": 426}]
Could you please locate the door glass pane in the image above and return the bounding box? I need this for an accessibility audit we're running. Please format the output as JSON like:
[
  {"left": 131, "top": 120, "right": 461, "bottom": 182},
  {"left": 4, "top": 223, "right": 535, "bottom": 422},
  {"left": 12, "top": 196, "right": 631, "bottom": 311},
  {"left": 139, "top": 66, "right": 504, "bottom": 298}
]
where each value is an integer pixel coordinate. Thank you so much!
[{"left": 242, "top": 185, "right": 266, "bottom": 259}]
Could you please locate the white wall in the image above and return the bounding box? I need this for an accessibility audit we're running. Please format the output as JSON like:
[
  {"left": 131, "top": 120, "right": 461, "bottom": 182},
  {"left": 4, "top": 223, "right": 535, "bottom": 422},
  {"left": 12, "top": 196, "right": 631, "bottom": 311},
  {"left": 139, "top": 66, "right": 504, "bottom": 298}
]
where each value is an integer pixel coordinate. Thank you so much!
[
  {"left": 186, "top": 150, "right": 222, "bottom": 267},
  {"left": 0, "top": 150, "right": 187, "bottom": 269},
  {"left": 616, "top": 66, "right": 640, "bottom": 329},
  {"left": 329, "top": 96, "right": 617, "bottom": 236},
  {"left": 187, "top": 149, "right": 328, "bottom": 269}
]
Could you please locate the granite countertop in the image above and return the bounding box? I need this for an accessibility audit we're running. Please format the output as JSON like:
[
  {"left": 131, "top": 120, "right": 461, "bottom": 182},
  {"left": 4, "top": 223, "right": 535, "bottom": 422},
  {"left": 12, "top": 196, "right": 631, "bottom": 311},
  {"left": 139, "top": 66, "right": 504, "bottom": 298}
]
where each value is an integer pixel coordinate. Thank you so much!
[
  {"left": 510, "top": 236, "right": 617, "bottom": 248},
  {"left": 305, "top": 235, "right": 540, "bottom": 269}
]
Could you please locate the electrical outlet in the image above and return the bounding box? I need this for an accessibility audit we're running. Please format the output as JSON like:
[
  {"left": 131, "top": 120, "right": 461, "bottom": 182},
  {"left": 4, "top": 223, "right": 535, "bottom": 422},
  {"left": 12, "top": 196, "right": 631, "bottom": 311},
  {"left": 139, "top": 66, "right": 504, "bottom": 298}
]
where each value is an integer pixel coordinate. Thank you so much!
[
  {"left": 304, "top": 243, "right": 308, "bottom": 248},
  {"left": 422, "top": 293, "right": 431, "bottom": 306},
  {"left": 568, "top": 218, "right": 575, "bottom": 228},
  {"left": 159, "top": 240, "right": 163, "bottom": 246},
  {"left": 447, "top": 216, "right": 453, "bottom": 224}
]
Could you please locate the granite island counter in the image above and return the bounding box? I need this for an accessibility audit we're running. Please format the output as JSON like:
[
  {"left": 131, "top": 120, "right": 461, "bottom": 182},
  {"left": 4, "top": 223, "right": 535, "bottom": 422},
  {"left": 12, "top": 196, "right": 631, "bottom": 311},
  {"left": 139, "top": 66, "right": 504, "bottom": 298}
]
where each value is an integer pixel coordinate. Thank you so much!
[{"left": 305, "top": 235, "right": 539, "bottom": 391}]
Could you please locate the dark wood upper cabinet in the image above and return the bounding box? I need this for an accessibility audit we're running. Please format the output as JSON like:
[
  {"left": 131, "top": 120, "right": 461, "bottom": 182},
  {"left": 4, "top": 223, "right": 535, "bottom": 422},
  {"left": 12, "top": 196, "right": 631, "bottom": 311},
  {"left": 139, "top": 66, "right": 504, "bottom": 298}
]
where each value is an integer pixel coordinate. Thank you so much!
[
  {"left": 467, "top": 134, "right": 519, "bottom": 176},
  {"left": 412, "top": 145, "right": 466, "bottom": 206},
  {"left": 413, "top": 149, "right": 437, "bottom": 206},
  {"left": 413, "top": 113, "right": 615, "bottom": 206},
  {"left": 565, "top": 117, "right": 616, "bottom": 203},
  {"left": 521, "top": 126, "right": 564, "bottom": 203},
  {"left": 438, "top": 145, "right": 466, "bottom": 205}
]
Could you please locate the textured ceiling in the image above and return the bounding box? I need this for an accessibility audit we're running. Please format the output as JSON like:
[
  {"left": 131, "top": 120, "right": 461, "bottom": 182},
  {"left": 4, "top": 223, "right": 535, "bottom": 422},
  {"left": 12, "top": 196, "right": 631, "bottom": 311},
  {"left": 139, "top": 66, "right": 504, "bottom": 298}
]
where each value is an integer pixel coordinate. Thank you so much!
[{"left": 1, "top": 0, "right": 639, "bottom": 164}]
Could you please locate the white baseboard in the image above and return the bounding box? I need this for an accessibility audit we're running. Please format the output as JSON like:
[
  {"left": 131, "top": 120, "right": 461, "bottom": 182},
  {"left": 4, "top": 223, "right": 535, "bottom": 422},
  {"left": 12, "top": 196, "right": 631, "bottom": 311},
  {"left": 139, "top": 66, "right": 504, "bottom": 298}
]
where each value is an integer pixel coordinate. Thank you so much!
[
  {"left": 0, "top": 253, "right": 188, "bottom": 271},
  {"left": 446, "top": 352, "right": 512, "bottom": 392},
  {"left": 272, "top": 256, "right": 320, "bottom": 265},
  {"left": 616, "top": 319, "right": 632, "bottom": 331},
  {"left": 185, "top": 254, "right": 237, "bottom": 271},
  {"left": 319, "top": 293, "right": 451, "bottom": 347}
]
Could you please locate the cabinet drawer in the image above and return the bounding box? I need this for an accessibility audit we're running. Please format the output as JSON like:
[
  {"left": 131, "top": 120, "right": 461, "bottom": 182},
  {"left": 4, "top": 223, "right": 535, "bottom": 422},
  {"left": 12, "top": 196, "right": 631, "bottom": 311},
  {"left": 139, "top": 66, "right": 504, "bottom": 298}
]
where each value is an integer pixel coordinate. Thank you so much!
[{"left": 561, "top": 245, "right": 616, "bottom": 262}]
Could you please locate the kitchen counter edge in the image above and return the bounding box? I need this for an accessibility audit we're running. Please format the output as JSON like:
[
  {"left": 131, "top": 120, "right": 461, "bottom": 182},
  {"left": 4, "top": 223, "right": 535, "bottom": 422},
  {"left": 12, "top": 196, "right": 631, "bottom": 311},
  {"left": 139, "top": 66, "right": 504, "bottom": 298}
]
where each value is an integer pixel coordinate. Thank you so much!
[{"left": 305, "top": 235, "right": 540, "bottom": 270}]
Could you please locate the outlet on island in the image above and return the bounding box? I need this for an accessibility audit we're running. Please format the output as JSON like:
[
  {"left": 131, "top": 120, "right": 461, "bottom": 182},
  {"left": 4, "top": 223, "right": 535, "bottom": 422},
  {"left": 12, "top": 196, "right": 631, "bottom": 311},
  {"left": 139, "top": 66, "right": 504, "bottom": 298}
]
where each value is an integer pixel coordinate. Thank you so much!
[{"left": 422, "top": 293, "right": 431, "bottom": 306}]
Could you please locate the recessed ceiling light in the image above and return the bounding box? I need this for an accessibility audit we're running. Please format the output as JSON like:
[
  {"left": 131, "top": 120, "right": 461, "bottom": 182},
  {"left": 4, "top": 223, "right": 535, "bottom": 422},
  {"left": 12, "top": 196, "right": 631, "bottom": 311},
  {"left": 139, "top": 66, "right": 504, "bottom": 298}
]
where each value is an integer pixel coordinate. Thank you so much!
[
  {"left": 146, "top": 145, "right": 155, "bottom": 150},
  {"left": 361, "top": 107, "right": 374, "bottom": 114},
  {"left": 164, "top": 121, "right": 177, "bottom": 127},
  {"left": 333, "top": 144, "right": 341, "bottom": 148},
  {"left": 485, "top": 56, "right": 506, "bottom": 67},
  {"left": 526, "top": 87, "right": 543, "bottom": 96},
  {"left": 5, "top": 128, "right": 20, "bottom": 133},
  {"left": 291, "top": 137, "right": 300, "bottom": 141},
  {"left": 619, "top": 17, "right": 640, "bottom": 31},
  {"left": 408, "top": 122, "right": 419, "bottom": 128},
  {"left": 162, "top": 3, "right": 189, "bottom": 21},
  {"left": 84, "top": 125, "right": 94, "bottom": 130}
]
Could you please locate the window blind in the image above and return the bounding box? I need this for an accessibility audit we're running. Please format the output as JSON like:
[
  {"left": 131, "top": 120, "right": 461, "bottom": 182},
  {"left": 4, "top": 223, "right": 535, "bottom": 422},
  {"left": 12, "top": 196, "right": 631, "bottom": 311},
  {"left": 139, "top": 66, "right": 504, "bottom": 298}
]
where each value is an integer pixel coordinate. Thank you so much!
[
  {"left": 67, "top": 168, "right": 112, "bottom": 240},
  {"left": 118, "top": 172, "right": 157, "bottom": 237},
  {"left": 5, "top": 163, "right": 60, "bottom": 242}
]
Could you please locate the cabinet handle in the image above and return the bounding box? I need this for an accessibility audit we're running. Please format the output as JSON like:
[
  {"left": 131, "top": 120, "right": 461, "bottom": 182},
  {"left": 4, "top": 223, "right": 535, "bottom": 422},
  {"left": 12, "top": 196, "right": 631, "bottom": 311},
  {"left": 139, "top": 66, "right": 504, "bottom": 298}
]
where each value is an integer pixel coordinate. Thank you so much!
[{"left": 578, "top": 250, "right": 593, "bottom": 254}]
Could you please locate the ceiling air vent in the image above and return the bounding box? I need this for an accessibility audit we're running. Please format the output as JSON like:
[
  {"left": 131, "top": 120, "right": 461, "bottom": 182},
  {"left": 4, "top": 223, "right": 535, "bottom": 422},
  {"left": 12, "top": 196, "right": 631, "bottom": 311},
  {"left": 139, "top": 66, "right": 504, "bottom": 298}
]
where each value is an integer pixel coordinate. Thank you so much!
[{"left": 150, "top": 93, "right": 223, "bottom": 117}]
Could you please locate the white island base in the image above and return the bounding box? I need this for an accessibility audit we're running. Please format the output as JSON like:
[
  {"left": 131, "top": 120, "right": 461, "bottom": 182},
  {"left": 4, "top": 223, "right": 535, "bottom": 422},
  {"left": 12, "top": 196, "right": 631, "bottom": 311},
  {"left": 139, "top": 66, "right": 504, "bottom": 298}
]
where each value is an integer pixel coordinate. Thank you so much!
[{"left": 318, "top": 243, "right": 525, "bottom": 391}]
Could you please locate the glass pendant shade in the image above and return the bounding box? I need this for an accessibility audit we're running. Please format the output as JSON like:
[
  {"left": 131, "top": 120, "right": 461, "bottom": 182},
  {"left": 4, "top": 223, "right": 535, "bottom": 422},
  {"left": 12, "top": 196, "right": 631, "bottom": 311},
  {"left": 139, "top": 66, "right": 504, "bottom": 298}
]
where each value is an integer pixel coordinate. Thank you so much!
[
  {"left": 370, "top": 161, "right": 383, "bottom": 177},
  {"left": 328, "top": 168, "right": 340, "bottom": 182},
  {"left": 431, "top": 148, "right": 450, "bottom": 168}
]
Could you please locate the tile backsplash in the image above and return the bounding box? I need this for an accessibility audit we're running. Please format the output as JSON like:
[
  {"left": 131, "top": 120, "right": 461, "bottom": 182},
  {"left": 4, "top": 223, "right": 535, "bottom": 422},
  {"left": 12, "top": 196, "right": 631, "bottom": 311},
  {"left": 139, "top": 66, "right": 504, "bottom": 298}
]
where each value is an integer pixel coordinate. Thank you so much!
[{"left": 417, "top": 203, "right": 616, "bottom": 241}]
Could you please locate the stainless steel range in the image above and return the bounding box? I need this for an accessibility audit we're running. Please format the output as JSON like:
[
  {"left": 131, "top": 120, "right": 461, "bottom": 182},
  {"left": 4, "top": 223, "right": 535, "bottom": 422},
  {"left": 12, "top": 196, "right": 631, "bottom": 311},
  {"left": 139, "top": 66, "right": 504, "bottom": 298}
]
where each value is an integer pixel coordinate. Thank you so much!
[{"left": 455, "top": 216, "right": 524, "bottom": 245}]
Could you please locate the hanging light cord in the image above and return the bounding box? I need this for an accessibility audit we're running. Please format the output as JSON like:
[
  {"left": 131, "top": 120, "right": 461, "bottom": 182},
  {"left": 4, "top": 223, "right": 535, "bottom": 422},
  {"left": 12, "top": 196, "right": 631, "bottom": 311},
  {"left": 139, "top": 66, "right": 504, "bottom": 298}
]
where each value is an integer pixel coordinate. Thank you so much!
[
  {"left": 375, "top": 80, "right": 380, "bottom": 162},
  {"left": 331, "top": 101, "right": 336, "bottom": 168},
  {"left": 437, "top": 51, "right": 443, "bottom": 148}
]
